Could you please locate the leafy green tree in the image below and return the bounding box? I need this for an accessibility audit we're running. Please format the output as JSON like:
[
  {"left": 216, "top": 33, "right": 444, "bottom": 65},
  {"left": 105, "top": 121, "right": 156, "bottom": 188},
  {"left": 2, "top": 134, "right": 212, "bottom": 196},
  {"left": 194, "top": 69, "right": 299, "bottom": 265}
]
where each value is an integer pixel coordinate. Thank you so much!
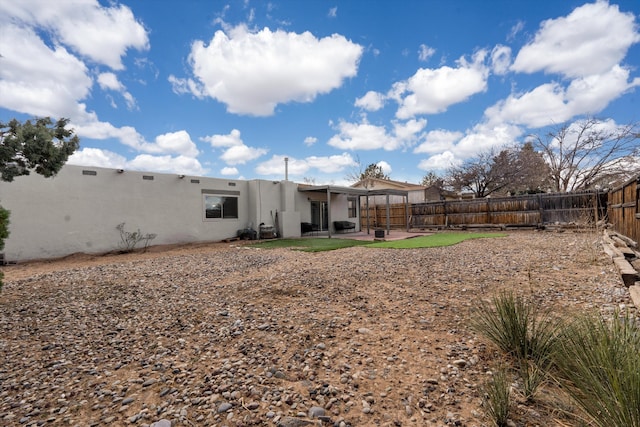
[
  {"left": 421, "top": 171, "right": 444, "bottom": 188},
  {"left": 0, "top": 117, "right": 79, "bottom": 289},
  {"left": 0, "top": 117, "right": 79, "bottom": 182},
  {"left": 360, "top": 163, "right": 389, "bottom": 180}
]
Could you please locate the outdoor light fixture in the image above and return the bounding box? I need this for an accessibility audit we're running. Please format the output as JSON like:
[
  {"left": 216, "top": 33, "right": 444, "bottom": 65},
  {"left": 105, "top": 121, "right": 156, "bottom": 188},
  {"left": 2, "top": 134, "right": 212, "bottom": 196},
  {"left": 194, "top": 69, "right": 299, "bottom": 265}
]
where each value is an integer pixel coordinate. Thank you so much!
[
  {"left": 117, "top": 169, "right": 124, "bottom": 173},
  {"left": 178, "top": 174, "right": 185, "bottom": 179}
]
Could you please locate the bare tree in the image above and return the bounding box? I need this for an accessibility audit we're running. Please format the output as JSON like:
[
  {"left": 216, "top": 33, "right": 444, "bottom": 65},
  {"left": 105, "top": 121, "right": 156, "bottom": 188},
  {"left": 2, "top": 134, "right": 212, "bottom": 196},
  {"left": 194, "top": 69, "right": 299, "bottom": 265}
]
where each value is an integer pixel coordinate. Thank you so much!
[
  {"left": 446, "top": 144, "right": 551, "bottom": 197},
  {"left": 529, "top": 118, "right": 640, "bottom": 192}
]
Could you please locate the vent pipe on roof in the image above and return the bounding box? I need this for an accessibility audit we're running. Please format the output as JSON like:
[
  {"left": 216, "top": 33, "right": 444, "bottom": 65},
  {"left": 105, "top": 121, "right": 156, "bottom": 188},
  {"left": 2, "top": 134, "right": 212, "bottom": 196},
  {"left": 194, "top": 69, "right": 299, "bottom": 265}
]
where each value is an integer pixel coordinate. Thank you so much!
[{"left": 284, "top": 157, "right": 289, "bottom": 181}]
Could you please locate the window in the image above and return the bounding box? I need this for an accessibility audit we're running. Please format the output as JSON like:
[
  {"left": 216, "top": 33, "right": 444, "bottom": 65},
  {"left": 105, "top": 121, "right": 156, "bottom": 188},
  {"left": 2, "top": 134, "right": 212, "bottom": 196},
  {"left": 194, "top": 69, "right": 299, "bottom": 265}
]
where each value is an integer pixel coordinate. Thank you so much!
[
  {"left": 348, "top": 197, "right": 358, "bottom": 218},
  {"left": 204, "top": 195, "right": 238, "bottom": 219}
]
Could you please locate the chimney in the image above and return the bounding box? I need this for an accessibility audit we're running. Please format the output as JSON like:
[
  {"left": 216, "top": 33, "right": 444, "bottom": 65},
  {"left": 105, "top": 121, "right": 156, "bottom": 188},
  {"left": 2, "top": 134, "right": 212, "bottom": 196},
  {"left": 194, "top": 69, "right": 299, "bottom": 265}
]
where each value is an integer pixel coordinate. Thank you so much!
[{"left": 284, "top": 157, "right": 289, "bottom": 181}]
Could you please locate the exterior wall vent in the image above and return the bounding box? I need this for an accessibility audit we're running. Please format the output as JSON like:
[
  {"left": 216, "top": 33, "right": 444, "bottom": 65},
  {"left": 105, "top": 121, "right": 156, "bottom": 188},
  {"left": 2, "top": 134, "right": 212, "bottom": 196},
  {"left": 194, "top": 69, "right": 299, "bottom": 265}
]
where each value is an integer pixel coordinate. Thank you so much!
[
  {"left": 142, "top": 175, "right": 154, "bottom": 181},
  {"left": 190, "top": 179, "right": 200, "bottom": 184},
  {"left": 228, "top": 182, "right": 236, "bottom": 187},
  {"left": 82, "top": 170, "right": 97, "bottom": 176}
]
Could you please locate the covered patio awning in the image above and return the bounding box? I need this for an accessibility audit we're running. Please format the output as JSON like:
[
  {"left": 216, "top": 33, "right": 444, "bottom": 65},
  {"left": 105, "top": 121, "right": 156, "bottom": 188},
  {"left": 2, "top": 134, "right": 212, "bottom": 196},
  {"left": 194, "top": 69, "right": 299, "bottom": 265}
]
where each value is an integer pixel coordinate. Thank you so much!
[{"left": 298, "top": 184, "right": 409, "bottom": 238}]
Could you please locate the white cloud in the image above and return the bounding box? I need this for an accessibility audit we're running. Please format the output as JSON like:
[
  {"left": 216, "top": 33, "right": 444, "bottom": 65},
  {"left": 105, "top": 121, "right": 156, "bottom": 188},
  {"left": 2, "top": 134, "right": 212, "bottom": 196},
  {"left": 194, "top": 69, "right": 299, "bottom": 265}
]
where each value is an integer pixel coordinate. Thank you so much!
[
  {"left": 220, "top": 145, "right": 268, "bottom": 165},
  {"left": 507, "top": 20, "right": 525, "bottom": 42},
  {"left": 485, "top": 65, "right": 640, "bottom": 128},
  {"left": 0, "top": 1, "right": 153, "bottom": 166},
  {"left": 0, "top": 24, "right": 92, "bottom": 118},
  {"left": 305, "top": 153, "right": 357, "bottom": 173},
  {"left": 511, "top": 1, "right": 640, "bottom": 78},
  {"left": 414, "top": 129, "right": 463, "bottom": 154},
  {"left": 392, "top": 49, "right": 489, "bottom": 119},
  {"left": 220, "top": 167, "right": 239, "bottom": 175},
  {"left": 304, "top": 136, "right": 318, "bottom": 146},
  {"left": 128, "top": 154, "right": 207, "bottom": 175},
  {"left": 0, "top": 0, "right": 149, "bottom": 70},
  {"left": 418, "top": 44, "right": 435, "bottom": 62},
  {"left": 490, "top": 45, "right": 511, "bottom": 76},
  {"left": 256, "top": 155, "right": 309, "bottom": 176},
  {"left": 176, "top": 24, "right": 363, "bottom": 116},
  {"left": 418, "top": 151, "right": 458, "bottom": 171},
  {"left": 68, "top": 149, "right": 207, "bottom": 176},
  {"left": 97, "top": 72, "right": 137, "bottom": 110},
  {"left": 201, "top": 129, "right": 267, "bottom": 165},
  {"left": 327, "top": 116, "right": 425, "bottom": 152},
  {"left": 354, "top": 90, "right": 385, "bottom": 111},
  {"left": 146, "top": 131, "right": 200, "bottom": 157},
  {"left": 327, "top": 119, "right": 398, "bottom": 151},
  {"left": 416, "top": 123, "right": 522, "bottom": 171},
  {"left": 255, "top": 153, "right": 356, "bottom": 176},
  {"left": 377, "top": 160, "right": 392, "bottom": 175},
  {"left": 453, "top": 123, "right": 522, "bottom": 158},
  {"left": 68, "top": 147, "right": 128, "bottom": 169},
  {"left": 392, "top": 118, "right": 426, "bottom": 144},
  {"left": 201, "top": 129, "right": 243, "bottom": 147}
]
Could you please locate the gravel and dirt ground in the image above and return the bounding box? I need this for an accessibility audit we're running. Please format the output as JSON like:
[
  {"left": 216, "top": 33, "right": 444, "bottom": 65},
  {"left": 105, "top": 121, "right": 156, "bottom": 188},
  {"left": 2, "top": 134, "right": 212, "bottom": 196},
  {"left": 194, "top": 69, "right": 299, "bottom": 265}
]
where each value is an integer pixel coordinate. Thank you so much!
[{"left": 0, "top": 230, "right": 632, "bottom": 427}]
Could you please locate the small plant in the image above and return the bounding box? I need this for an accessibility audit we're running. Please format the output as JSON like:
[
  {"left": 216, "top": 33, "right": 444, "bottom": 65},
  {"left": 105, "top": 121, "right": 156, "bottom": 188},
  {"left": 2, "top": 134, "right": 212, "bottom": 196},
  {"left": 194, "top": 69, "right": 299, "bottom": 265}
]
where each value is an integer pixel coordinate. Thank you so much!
[
  {"left": 116, "top": 222, "right": 157, "bottom": 253},
  {"left": 0, "top": 205, "right": 10, "bottom": 291},
  {"left": 482, "top": 366, "right": 512, "bottom": 427},
  {"left": 553, "top": 310, "right": 640, "bottom": 427},
  {"left": 471, "top": 291, "right": 561, "bottom": 400}
]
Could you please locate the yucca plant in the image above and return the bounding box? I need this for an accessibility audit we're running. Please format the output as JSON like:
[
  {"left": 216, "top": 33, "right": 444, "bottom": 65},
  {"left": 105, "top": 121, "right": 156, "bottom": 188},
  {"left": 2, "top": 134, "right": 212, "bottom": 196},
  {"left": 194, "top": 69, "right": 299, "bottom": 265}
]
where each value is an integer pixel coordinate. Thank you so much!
[
  {"left": 471, "top": 291, "right": 562, "bottom": 400},
  {"left": 482, "top": 366, "right": 512, "bottom": 427},
  {"left": 553, "top": 310, "right": 640, "bottom": 427}
]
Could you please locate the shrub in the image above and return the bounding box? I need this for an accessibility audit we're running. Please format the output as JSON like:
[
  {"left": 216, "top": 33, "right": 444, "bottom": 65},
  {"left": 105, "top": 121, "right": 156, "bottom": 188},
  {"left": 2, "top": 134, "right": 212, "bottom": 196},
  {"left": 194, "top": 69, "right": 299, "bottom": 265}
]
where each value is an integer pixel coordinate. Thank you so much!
[
  {"left": 553, "top": 310, "right": 640, "bottom": 427},
  {"left": 0, "top": 205, "right": 9, "bottom": 291},
  {"left": 116, "top": 222, "right": 157, "bottom": 253}
]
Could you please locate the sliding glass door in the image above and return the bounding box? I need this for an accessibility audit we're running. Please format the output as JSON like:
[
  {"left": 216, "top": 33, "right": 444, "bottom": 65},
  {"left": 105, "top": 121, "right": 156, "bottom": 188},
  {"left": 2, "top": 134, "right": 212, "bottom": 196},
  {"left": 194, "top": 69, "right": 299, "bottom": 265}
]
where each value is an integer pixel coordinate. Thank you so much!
[{"left": 310, "top": 201, "right": 328, "bottom": 231}]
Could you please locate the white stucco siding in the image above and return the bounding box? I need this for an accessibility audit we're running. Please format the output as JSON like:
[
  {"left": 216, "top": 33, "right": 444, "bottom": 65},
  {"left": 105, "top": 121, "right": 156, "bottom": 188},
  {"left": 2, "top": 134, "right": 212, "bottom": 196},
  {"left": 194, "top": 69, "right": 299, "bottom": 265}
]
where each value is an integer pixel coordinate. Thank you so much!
[{"left": 0, "top": 165, "right": 250, "bottom": 261}]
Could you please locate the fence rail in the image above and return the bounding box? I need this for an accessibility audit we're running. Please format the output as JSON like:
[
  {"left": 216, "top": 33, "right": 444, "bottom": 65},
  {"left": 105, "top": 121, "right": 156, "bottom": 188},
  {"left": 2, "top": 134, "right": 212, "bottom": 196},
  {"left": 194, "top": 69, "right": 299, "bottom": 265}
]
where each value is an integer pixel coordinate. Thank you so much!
[
  {"left": 608, "top": 176, "right": 640, "bottom": 245},
  {"left": 361, "top": 191, "right": 608, "bottom": 230}
]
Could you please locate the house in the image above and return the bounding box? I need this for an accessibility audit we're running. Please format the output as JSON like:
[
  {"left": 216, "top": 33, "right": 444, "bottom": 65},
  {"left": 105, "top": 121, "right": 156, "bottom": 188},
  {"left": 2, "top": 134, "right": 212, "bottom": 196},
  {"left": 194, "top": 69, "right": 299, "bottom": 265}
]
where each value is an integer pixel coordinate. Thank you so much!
[
  {"left": 0, "top": 165, "right": 405, "bottom": 262},
  {"left": 352, "top": 177, "right": 463, "bottom": 204}
]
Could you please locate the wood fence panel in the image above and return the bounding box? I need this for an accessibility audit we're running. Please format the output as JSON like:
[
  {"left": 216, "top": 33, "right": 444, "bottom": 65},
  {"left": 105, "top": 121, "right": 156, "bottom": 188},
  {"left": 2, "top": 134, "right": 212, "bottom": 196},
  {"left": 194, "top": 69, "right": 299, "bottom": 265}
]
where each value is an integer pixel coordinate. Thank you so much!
[
  {"left": 360, "top": 205, "right": 407, "bottom": 229},
  {"left": 406, "top": 191, "right": 606, "bottom": 230},
  {"left": 608, "top": 176, "right": 640, "bottom": 245}
]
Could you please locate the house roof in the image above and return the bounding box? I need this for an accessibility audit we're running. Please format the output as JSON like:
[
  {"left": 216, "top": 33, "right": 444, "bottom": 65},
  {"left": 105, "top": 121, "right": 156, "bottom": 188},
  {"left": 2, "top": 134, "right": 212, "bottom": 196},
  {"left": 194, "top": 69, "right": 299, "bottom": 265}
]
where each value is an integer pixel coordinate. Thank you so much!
[
  {"left": 298, "top": 184, "right": 408, "bottom": 197},
  {"left": 351, "top": 177, "right": 426, "bottom": 191}
]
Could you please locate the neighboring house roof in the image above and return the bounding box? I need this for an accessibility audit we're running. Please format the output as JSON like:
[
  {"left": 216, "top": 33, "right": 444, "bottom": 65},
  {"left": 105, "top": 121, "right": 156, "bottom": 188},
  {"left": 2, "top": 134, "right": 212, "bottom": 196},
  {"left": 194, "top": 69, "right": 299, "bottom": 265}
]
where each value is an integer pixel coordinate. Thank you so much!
[{"left": 351, "top": 177, "right": 427, "bottom": 191}]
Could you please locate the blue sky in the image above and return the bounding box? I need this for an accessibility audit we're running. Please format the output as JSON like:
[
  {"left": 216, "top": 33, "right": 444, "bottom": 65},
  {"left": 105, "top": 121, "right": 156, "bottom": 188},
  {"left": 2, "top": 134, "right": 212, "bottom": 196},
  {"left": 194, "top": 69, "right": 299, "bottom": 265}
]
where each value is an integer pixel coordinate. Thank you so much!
[{"left": 1, "top": 0, "right": 639, "bottom": 185}]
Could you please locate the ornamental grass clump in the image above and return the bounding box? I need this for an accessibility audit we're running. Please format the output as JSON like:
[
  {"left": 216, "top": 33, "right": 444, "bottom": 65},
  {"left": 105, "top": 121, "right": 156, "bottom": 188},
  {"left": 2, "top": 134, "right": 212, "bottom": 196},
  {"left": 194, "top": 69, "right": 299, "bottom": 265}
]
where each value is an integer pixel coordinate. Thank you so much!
[
  {"left": 552, "top": 310, "right": 640, "bottom": 427},
  {"left": 471, "top": 291, "right": 562, "bottom": 401},
  {"left": 482, "top": 366, "right": 512, "bottom": 427}
]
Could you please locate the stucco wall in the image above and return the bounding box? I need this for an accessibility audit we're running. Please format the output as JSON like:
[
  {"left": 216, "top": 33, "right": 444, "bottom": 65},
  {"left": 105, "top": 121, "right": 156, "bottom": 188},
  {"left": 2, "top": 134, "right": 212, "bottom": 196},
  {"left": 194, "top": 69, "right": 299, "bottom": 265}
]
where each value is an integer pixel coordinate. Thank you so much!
[
  {"left": 0, "top": 165, "right": 255, "bottom": 261},
  {"left": 0, "top": 165, "right": 360, "bottom": 261}
]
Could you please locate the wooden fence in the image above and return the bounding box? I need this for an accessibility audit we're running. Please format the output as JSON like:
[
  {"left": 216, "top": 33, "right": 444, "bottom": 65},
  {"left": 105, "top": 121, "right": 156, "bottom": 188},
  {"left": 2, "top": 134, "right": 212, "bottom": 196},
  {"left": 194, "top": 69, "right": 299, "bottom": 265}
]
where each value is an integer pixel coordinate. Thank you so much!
[
  {"left": 608, "top": 176, "right": 640, "bottom": 245},
  {"left": 362, "top": 191, "right": 608, "bottom": 230},
  {"left": 359, "top": 203, "right": 408, "bottom": 229}
]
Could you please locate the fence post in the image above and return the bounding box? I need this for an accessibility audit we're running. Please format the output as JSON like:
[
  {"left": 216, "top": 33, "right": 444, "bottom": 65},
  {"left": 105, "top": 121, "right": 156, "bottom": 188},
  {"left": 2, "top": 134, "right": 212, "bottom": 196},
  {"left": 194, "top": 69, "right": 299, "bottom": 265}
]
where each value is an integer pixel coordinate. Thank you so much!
[{"left": 538, "top": 193, "right": 544, "bottom": 226}]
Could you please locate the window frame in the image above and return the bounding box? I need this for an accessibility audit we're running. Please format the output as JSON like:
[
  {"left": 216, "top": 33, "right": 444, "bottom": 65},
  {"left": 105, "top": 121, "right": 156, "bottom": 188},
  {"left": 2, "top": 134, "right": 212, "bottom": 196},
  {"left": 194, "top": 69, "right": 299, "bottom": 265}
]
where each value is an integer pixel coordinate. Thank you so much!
[
  {"left": 347, "top": 197, "right": 358, "bottom": 218},
  {"left": 202, "top": 189, "right": 240, "bottom": 221}
]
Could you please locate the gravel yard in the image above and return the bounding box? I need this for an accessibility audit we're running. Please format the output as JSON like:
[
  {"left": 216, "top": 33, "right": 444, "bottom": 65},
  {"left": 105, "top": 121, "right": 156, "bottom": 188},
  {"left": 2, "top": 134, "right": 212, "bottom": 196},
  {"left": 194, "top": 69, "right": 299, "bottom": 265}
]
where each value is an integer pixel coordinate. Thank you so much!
[{"left": 0, "top": 230, "right": 632, "bottom": 427}]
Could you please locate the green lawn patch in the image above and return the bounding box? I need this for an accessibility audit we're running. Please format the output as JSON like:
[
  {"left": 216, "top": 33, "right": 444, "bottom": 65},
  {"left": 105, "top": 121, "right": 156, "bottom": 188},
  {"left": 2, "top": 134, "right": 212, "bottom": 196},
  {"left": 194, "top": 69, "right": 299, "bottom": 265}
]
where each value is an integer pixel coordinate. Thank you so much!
[
  {"left": 249, "top": 238, "right": 371, "bottom": 252},
  {"left": 250, "top": 232, "right": 506, "bottom": 252},
  {"left": 368, "top": 232, "right": 506, "bottom": 249}
]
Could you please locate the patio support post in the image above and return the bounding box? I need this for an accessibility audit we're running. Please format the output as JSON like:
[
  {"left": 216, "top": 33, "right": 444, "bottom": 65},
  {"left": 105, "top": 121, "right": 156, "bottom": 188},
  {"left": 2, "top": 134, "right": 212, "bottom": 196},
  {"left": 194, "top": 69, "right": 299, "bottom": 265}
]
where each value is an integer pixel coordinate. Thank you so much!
[
  {"left": 327, "top": 187, "right": 332, "bottom": 238},
  {"left": 405, "top": 195, "right": 409, "bottom": 232},
  {"left": 366, "top": 195, "right": 370, "bottom": 234},
  {"left": 386, "top": 194, "right": 390, "bottom": 235}
]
